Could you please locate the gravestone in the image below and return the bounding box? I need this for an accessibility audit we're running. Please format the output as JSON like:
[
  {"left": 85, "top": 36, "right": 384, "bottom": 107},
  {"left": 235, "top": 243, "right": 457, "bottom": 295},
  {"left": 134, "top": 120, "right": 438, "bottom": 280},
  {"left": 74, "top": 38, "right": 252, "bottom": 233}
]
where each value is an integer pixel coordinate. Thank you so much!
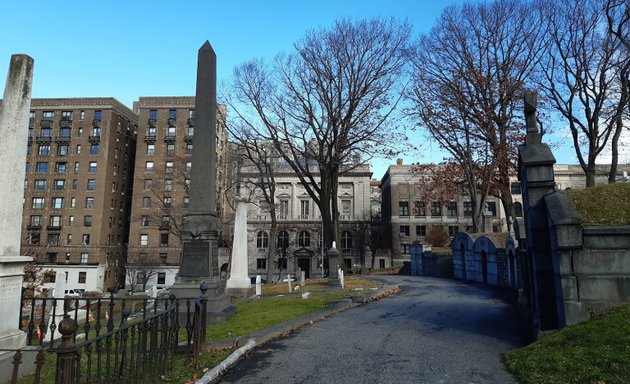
[
  {"left": 170, "top": 42, "right": 233, "bottom": 322},
  {"left": 327, "top": 242, "right": 341, "bottom": 287},
  {"left": 0, "top": 54, "right": 34, "bottom": 381},
  {"left": 225, "top": 197, "right": 253, "bottom": 297}
]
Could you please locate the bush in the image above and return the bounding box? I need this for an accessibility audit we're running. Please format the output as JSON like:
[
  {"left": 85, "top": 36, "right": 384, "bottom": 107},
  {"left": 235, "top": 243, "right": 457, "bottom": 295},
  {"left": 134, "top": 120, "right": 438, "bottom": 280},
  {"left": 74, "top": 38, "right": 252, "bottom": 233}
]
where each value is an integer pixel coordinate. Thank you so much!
[{"left": 426, "top": 225, "right": 449, "bottom": 247}]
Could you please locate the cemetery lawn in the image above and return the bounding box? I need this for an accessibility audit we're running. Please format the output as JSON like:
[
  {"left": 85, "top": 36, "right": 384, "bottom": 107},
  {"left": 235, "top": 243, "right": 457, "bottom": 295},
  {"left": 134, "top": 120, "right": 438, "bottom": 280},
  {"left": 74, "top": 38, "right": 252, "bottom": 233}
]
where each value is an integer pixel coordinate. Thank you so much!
[
  {"left": 566, "top": 182, "right": 630, "bottom": 225},
  {"left": 205, "top": 276, "right": 380, "bottom": 340},
  {"left": 504, "top": 304, "right": 630, "bottom": 384}
]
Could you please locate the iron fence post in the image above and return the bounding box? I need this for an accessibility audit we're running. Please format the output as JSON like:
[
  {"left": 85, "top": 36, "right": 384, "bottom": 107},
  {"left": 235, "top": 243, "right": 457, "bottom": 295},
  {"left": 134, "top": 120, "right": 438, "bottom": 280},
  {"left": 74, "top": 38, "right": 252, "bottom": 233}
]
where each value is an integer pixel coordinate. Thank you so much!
[{"left": 55, "top": 314, "right": 79, "bottom": 384}]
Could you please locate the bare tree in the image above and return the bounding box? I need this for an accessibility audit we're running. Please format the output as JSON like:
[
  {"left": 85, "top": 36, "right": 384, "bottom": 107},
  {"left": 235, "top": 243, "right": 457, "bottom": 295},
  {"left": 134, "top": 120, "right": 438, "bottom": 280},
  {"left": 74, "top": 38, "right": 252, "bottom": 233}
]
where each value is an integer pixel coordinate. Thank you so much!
[
  {"left": 407, "top": 0, "right": 546, "bottom": 231},
  {"left": 125, "top": 253, "right": 160, "bottom": 292},
  {"left": 539, "top": 0, "right": 628, "bottom": 186},
  {"left": 229, "top": 18, "right": 411, "bottom": 251}
]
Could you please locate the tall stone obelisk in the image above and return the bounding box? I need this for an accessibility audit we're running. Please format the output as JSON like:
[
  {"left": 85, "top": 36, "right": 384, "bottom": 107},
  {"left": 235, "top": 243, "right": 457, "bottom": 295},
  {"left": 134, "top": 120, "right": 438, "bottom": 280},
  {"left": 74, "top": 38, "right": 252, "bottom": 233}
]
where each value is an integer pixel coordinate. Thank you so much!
[
  {"left": 0, "top": 54, "right": 34, "bottom": 378},
  {"left": 171, "top": 42, "right": 233, "bottom": 321},
  {"left": 226, "top": 197, "right": 253, "bottom": 297}
]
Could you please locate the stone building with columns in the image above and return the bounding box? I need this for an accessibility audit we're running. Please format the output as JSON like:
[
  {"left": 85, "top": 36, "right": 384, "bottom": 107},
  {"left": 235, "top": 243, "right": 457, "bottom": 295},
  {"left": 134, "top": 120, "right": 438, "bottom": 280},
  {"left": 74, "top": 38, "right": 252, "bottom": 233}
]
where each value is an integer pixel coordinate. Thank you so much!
[{"left": 239, "top": 156, "right": 374, "bottom": 281}]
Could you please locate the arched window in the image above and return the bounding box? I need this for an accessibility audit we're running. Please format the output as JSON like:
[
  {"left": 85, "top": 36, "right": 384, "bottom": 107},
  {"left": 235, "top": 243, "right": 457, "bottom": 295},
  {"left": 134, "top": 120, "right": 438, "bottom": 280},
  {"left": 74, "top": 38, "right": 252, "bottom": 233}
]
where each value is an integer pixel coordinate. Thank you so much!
[
  {"left": 277, "top": 231, "right": 289, "bottom": 249},
  {"left": 514, "top": 202, "right": 523, "bottom": 217},
  {"left": 256, "top": 231, "right": 268, "bottom": 249},
  {"left": 341, "top": 231, "right": 352, "bottom": 250},
  {"left": 298, "top": 231, "right": 310, "bottom": 247}
]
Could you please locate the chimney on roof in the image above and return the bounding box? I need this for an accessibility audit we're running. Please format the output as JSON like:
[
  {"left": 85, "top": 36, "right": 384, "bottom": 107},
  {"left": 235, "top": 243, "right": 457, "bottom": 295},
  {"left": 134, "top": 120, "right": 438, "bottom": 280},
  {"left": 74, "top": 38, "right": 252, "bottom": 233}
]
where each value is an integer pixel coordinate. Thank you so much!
[{"left": 396, "top": 158, "right": 403, "bottom": 166}]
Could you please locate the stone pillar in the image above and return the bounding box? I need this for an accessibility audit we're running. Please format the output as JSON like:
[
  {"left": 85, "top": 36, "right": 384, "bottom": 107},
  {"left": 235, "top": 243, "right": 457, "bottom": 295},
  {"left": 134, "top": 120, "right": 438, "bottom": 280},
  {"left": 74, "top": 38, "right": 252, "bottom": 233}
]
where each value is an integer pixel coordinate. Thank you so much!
[
  {"left": 171, "top": 42, "right": 233, "bottom": 322},
  {"left": 518, "top": 91, "right": 564, "bottom": 330},
  {"left": 327, "top": 242, "right": 341, "bottom": 287},
  {"left": 0, "top": 54, "right": 34, "bottom": 362},
  {"left": 226, "top": 198, "right": 253, "bottom": 297}
]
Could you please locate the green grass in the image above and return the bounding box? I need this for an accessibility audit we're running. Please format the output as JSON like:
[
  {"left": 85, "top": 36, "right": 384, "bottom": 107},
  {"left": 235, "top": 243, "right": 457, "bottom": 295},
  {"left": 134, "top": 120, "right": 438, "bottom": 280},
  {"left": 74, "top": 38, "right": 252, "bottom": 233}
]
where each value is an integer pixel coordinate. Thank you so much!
[
  {"left": 206, "top": 290, "right": 356, "bottom": 340},
  {"left": 566, "top": 183, "right": 630, "bottom": 225},
  {"left": 504, "top": 304, "right": 630, "bottom": 384}
]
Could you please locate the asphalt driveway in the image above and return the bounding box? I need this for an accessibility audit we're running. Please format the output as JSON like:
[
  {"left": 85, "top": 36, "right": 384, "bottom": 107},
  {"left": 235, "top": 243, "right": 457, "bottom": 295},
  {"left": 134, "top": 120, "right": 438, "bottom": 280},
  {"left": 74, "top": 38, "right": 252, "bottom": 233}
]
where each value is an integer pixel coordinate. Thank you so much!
[{"left": 217, "top": 275, "right": 530, "bottom": 384}]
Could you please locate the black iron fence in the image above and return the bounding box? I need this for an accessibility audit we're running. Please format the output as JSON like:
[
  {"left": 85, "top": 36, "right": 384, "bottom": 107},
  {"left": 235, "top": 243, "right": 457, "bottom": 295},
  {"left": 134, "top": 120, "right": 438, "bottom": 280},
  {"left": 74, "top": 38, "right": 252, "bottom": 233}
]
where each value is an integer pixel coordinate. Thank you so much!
[{"left": 5, "top": 288, "right": 208, "bottom": 384}]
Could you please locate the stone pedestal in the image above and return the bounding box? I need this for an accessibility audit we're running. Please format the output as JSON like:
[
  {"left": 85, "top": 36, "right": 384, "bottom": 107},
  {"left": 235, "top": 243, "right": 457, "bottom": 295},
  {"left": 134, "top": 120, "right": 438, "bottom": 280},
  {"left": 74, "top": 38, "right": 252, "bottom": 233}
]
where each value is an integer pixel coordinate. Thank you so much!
[
  {"left": 0, "top": 257, "right": 31, "bottom": 349},
  {"left": 327, "top": 243, "right": 341, "bottom": 287}
]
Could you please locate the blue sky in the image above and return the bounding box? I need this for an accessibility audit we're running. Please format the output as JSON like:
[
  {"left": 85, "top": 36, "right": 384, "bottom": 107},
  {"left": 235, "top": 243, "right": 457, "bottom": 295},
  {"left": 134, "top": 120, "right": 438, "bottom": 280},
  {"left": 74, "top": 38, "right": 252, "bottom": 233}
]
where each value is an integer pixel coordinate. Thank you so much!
[{"left": 1, "top": 0, "right": 578, "bottom": 178}]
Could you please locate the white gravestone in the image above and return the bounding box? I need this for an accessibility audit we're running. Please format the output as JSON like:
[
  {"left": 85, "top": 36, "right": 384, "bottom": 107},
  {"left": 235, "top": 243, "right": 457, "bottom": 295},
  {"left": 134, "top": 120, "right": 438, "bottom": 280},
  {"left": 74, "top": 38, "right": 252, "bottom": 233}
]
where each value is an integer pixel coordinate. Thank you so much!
[{"left": 226, "top": 197, "right": 253, "bottom": 295}]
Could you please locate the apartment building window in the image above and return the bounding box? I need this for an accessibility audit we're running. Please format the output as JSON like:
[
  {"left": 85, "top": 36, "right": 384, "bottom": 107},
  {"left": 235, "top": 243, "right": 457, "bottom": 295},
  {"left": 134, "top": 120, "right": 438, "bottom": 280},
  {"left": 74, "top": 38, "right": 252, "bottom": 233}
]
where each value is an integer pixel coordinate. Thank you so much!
[
  {"left": 30, "top": 215, "right": 43, "bottom": 227},
  {"left": 160, "top": 233, "right": 169, "bottom": 246},
  {"left": 187, "top": 126, "right": 194, "bottom": 136},
  {"left": 166, "top": 126, "right": 176, "bottom": 138},
  {"left": 61, "top": 111, "right": 72, "bottom": 120},
  {"left": 74, "top": 162, "right": 80, "bottom": 172},
  {"left": 78, "top": 128, "right": 83, "bottom": 137},
  {"left": 84, "top": 215, "right": 92, "bottom": 227},
  {"left": 79, "top": 110, "right": 85, "bottom": 120},
  {"left": 60, "top": 122, "right": 72, "bottom": 135},
  {"left": 399, "top": 201, "right": 409, "bottom": 216},
  {"left": 58, "top": 144, "right": 69, "bottom": 156},
  {"left": 89, "top": 162, "right": 97, "bottom": 173},
  {"left": 279, "top": 200, "right": 289, "bottom": 219},
  {"left": 76, "top": 146, "right": 81, "bottom": 157},
  {"left": 160, "top": 253, "right": 167, "bottom": 264},
  {"left": 165, "top": 161, "right": 174, "bottom": 173},
  {"left": 167, "top": 143, "right": 175, "bottom": 155},
  {"left": 70, "top": 179, "right": 77, "bottom": 190},
  {"left": 183, "top": 196, "right": 189, "bottom": 208},
  {"left": 47, "top": 234, "right": 60, "bottom": 246},
  {"left": 53, "top": 180, "right": 65, "bottom": 191},
  {"left": 32, "top": 197, "right": 44, "bottom": 209},
  {"left": 90, "top": 143, "right": 99, "bottom": 155},
  {"left": 414, "top": 201, "right": 426, "bottom": 216},
  {"left": 400, "top": 225, "right": 410, "bottom": 237},
  {"left": 55, "top": 162, "right": 67, "bottom": 173},
  {"left": 87, "top": 179, "right": 96, "bottom": 191},
  {"left": 42, "top": 111, "right": 53, "bottom": 120},
  {"left": 186, "top": 161, "right": 192, "bottom": 171},
  {"left": 141, "top": 215, "right": 150, "bottom": 226},
  {"left": 49, "top": 215, "right": 62, "bottom": 227},
  {"left": 300, "top": 200, "right": 310, "bottom": 219},
  {"left": 464, "top": 201, "right": 473, "bottom": 217},
  {"left": 34, "top": 179, "right": 46, "bottom": 190},
  {"left": 447, "top": 201, "right": 458, "bottom": 217},
  {"left": 94, "top": 110, "right": 102, "bottom": 121},
  {"left": 146, "top": 143, "right": 155, "bottom": 155},
  {"left": 431, "top": 202, "right": 442, "bottom": 217},
  {"left": 169, "top": 109, "right": 177, "bottom": 119},
  {"left": 144, "top": 179, "right": 153, "bottom": 190},
  {"left": 70, "top": 197, "right": 76, "bottom": 208},
  {"left": 486, "top": 201, "right": 497, "bottom": 217},
  {"left": 85, "top": 197, "right": 94, "bottom": 209},
  {"left": 140, "top": 234, "right": 148, "bottom": 246},
  {"left": 341, "top": 231, "right": 352, "bottom": 250},
  {"left": 298, "top": 231, "right": 311, "bottom": 247},
  {"left": 189, "top": 109, "right": 195, "bottom": 119},
  {"left": 157, "top": 273, "right": 166, "bottom": 285},
  {"left": 163, "top": 197, "right": 172, "bottom": 208},
  {"left": 164, "top": 179, "right": 172, "bottom": 191},
  {"left": 52, "top": 197, "right": 64, "bottom": 209},
  {"left": 401, "top": 243, "right": 410, "bottom": 254},
  {"left": 68, "top": 216, "right": 74, "bottom": 226},
  {"left": 81, "top": 253, "right": 89, "bottom": 264},
  {"left": 257, "top": 259, "right": 267, "bottom": 270},
  {"left": 82, "top": 234, "right": 90, "bottom": 245},
  {"left": 147, "top": 126, "right": 156, "bottom": 138},
  {"left": 416, "top": 225, "right": 426, "bottom": 236},
  {"left": 149, "top": 109, "right": 157, "bottom": 120},
  {"left": 145, "top": 161, "right": 154, "bottom": 172},
  {"left": 511, "top": 182, "right": 521, "bottom": 195},
  {"left": 143, "top": 197, "right": 151, "bottom": 208},
  {"left": 40, "top": 127, "right": 52, "bottom": 138},
  {"left": 277, "top": 231, "right": 290, "bottom": 249},
  {"left": 67, "top": 234, "right": 72, "bottom": 244},
  {"left": 27, "top": 144, "right": 32, "bottom": 156},
  {"left": 186, "top": 144, "right": 193, "bottom": 154},
  {"left": 256, "top": 231, "right": 268, "bottom": 249},
  {"left": 38, "top": 144, "right": 50, "bottom": 156},
  {"left": 78, "top": 272, "right": 87, "bottom": 283},
  {"left": 35, "top": 162, "right": 48, "bottom": 173}
]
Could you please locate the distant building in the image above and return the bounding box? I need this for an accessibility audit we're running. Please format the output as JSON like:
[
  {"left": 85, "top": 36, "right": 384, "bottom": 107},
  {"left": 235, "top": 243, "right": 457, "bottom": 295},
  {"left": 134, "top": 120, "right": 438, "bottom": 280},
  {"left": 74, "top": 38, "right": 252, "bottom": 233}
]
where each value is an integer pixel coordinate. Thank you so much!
[
  {"left": 239, "top": 154, "right": 373, "bottom": 280},
  {"left": 21, "top": 98, "right": 137, "bottom": 292},
  {"left": 126, "top": 97, "right": 231, "bottom": 290}
]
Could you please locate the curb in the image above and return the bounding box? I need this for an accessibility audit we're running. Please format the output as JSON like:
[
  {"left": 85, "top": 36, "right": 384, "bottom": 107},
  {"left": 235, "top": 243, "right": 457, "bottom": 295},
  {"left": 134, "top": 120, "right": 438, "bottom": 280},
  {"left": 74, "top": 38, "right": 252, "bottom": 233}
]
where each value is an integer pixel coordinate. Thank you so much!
[{"left": 196, "top": 284, "right": 399, "bottom": 383}]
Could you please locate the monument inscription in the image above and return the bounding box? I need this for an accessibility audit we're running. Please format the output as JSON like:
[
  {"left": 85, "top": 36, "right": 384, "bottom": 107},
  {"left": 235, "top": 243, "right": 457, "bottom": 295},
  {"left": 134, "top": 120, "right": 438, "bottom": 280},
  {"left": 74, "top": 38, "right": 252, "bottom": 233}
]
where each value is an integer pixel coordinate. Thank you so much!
[{"left": 180, "top": 240, "right": 210, "bottom": 277}]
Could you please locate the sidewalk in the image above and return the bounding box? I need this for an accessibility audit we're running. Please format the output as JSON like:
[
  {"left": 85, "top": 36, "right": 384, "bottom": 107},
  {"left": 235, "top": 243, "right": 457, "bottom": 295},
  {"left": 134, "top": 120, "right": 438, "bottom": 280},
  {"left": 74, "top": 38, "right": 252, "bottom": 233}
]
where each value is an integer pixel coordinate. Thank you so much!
[{"left": 196, "top": 284, "right": 400, "bottom": 384}]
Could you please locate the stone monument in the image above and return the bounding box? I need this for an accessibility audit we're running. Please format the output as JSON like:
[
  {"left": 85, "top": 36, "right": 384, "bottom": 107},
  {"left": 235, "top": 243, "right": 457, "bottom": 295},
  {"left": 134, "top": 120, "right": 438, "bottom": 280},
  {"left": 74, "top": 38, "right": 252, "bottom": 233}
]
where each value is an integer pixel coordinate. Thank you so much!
[
  {"left": 170, "top": 42, "right": 233, "bottom": 321},
  {"left": 226, "top": 197, "right": 253, "bottom": 297},
  {"left": 0, "top": 54, "right": 34, "bottom": 378},
  {"left": 327, "top": 242, "right": 341, "bottom": 287}
]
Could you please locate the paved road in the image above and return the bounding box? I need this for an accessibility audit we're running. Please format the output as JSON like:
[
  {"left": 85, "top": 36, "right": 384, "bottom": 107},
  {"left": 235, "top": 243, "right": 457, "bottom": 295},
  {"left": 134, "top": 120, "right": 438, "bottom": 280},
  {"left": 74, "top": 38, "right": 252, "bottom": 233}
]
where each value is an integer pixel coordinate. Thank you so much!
[{"left": 217, "top": 275, "right": 530, "bottom": 384}]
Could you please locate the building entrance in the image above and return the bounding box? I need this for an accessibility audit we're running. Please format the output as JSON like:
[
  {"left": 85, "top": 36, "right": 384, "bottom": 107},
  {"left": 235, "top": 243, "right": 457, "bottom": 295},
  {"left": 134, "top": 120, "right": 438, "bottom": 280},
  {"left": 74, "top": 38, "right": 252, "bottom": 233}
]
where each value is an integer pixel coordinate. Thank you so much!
[{"left": 297, "top": 258, "right": 311, "bottom": 278}]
